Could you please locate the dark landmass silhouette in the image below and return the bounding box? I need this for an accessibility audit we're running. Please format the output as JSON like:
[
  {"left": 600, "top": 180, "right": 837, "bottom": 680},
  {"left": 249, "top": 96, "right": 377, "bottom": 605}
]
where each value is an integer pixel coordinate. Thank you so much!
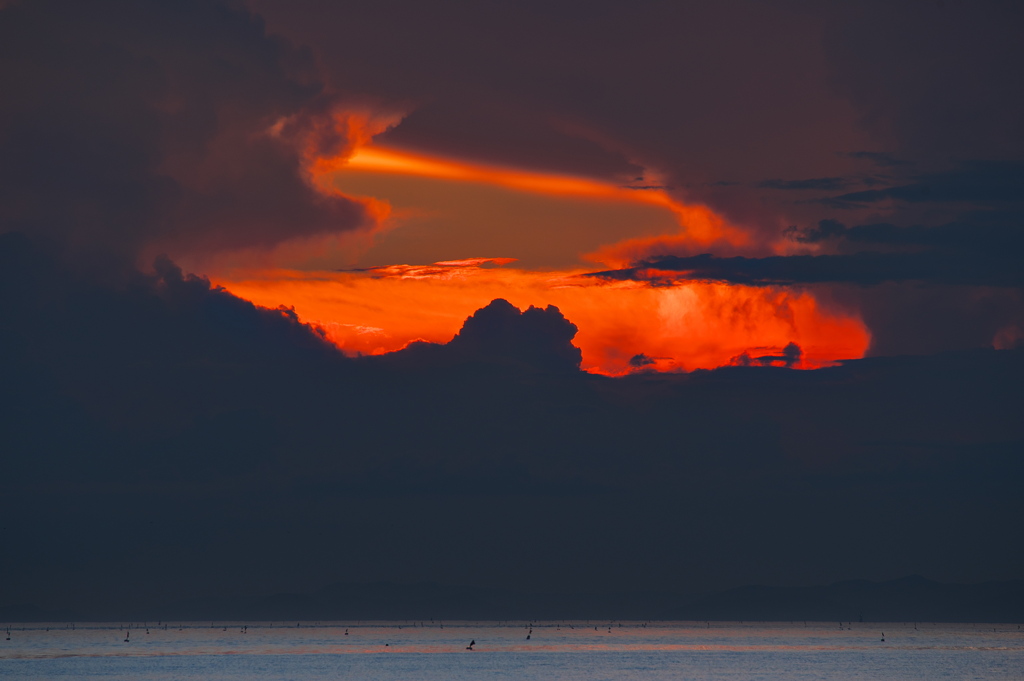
[
  {"left": 3, "top": 576, "right": 1022, "bottom": 623},
  {"left": 664, "top": 575, "right": 1024, "bottom": 623},
  {"left": 3, "top": 235, "right": 1022, "bottom": 615}
]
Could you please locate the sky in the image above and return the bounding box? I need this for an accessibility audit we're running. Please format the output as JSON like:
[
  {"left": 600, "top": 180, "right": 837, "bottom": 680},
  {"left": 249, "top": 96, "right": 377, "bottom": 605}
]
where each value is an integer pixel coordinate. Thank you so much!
[{"left": 1, "top": 0, "right": 1023, "bottom": 615}]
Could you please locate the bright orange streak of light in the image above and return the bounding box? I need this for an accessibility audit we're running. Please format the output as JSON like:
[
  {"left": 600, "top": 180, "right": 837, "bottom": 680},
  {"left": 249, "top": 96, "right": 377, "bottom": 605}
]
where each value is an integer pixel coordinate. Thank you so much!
[
  {"left": 346, "top": 147, "right": 643, "bottom": 198},
  {"left": 212, "top": 264, "right": 870, "bottom": 375},
  {"left": 314, "top": 145, "right": 749, "bottom": 254}
]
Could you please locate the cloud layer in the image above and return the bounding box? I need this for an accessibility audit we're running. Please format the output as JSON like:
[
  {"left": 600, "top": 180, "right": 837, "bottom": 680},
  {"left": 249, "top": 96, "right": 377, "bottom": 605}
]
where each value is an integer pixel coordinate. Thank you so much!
[
  {"left": 0, "top": 0, "right": 373, "bottom": 265},
  {"left": 2, "top": 233, "right": 1021, "bottom": 611}
]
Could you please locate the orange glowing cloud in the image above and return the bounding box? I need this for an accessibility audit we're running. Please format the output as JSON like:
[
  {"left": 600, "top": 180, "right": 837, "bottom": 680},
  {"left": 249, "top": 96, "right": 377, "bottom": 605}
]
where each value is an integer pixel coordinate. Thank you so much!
[
  {"left": 313, "top": 143, "right": 750, "bottom": 261},
  {"left": 212, "top": 261, "right": 870, "bottom": 375},
  {"left": 223, "top": 115, "right": 868, "bottom": 374},
  {"left": 259, "top": 107, "right": 762, "bottom": 275}
]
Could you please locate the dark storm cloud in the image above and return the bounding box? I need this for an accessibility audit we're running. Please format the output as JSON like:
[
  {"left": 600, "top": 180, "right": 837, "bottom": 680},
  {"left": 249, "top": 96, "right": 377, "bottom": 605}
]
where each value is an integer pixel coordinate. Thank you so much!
[
  {"left": 0, "top": 0, "right": 370, "bottom": 264},
  {"left": 2, "top": 234, "right": 1022, "bottom": 613},
  {"left": 0, "top": 232, "right": 344, "bottom": 414},
  {"left": 594, "top": 199, "right": 1024, "bottom": 289},
  {"left": 758, "top": 177, "right": 851, "bottom": 191},
  {"left": 786, "top": 214, "right": 1024, "bottom": 251},
  {"left": 821, "top": 161, "right": 1024, "bottom": 208},
  {"left": 588, "top": 249, "right": 1021, "bottom": 288}
]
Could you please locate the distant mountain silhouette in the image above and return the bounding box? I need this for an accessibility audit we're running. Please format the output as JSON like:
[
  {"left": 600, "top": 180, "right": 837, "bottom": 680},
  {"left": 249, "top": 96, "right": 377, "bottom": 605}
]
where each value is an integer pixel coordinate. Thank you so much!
[
  {"left": 3, "top": 577, "right": 1022, "bottom": 623},
  {"left": 664, "top": 576, "right": 1024, "bottom": 623},
  {"left": 132, "top": 583, "right": 689, "bottom": 623}
]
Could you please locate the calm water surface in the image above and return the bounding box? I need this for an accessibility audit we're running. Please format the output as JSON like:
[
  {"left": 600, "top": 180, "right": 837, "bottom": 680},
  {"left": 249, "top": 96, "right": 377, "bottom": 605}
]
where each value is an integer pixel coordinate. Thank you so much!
[{"left": 2, "top": 620, "right": 1022, "bottom": 680}]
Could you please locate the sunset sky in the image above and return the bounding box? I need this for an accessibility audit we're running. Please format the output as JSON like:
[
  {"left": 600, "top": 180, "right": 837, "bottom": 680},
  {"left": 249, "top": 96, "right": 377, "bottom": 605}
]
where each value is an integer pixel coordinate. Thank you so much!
[
  {"left": 2, "top": 0, "right": 1022, "bottom": 615},
  {"left": 206, "top": 143, "right": 870, "bottom": 374}
]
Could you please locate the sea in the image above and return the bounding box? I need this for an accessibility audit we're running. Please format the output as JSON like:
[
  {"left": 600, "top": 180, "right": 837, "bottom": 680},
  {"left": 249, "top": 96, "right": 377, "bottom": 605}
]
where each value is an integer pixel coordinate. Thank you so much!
[{"left": 2, "top": 620, "right": 1022, "bottom": 680}]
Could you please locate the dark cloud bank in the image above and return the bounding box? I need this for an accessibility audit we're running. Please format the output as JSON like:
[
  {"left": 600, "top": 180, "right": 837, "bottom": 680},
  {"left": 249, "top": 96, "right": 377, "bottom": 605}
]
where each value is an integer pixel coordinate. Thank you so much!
[
  {"left": 1, "top": 0, "right": 1023, "bottom": 621},
  {"left": 3, "top": 233, "right": 1023, "bottom": 619}
]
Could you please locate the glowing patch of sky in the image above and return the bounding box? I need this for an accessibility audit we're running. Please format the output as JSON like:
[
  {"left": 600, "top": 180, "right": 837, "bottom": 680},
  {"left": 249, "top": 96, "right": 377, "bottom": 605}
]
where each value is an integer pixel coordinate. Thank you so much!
[{"left": 213, "top": 263, "right": 869, "bottom": 375}]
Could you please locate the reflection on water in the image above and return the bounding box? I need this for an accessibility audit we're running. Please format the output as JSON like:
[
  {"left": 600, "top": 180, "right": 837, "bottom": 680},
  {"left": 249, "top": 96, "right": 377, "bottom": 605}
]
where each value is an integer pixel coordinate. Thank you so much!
[{"left": 2, "top": 621, "right": 1022, "bottom": 680}]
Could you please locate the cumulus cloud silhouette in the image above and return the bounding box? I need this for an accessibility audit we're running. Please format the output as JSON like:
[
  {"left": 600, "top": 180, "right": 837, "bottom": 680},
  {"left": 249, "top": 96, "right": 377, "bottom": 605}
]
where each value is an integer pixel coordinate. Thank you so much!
[
  {"left": 372, "top": 299, "right": 583, "bottom": 373},
  {"left": 382, "top": 299, "right": 583, "bottom": 373},
  {"left": 445, "top": 299, "right": 582, "bottom": 372}
]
